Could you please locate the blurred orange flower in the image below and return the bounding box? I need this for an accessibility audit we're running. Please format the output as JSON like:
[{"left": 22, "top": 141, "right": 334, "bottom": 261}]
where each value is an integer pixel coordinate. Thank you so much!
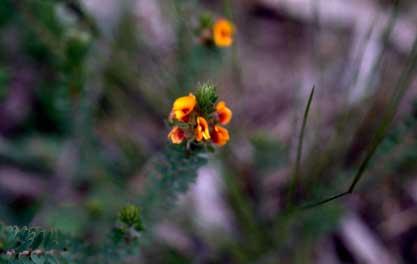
[
  {"left": 172, "top": 93, "right": 196, "bottom": 122},
  {"left": 213, "top": 19, "right": 234, "bottom": 47},
  {"left": 216, "top": 101, "right": 232, "bottom": 125},
  {"left": 211, "top": 125, "right": 229, "bottom": 146},
  {"left": 168, "top": 126, "right": 185, "bottom": 144},
  {"left": 195, "top": 117, "right": 211, "bottom": 141}
]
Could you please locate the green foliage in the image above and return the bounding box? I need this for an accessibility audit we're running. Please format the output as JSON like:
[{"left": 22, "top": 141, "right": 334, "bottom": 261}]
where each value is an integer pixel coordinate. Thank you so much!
[
  {"left": 0, "top": 0, "right": 220, "bottom": 263},
  {"left": 198, "top": 12, "right": 214, "bottom": 29},
  {"left": 0, "top": 223, "right": 85, "bottom": 263},
  {"left": 118, "top": 205, "right": 143, "bottom": 232},
  {"left": 250, "top": 132, "right": 288, "bottom": 173},
  {"left": 0, "top": 141, "right": 209, "bottom": 263},
  {"left": 139, "top": 144, "right": 207, "bottom": 228},
  {"left": 0, "top": 68, "right": 9, "bottom": 100},
  {"left": 173, "top": 2, "right": 223, "bottom": 95},
  {"left": 0, "top": 137, "right": 208, "bottom": 263},
  {"left": 376, "top": 100, "right": 417, "bottom": 159},
  {"left": 221, "top": 152, "right": 343, "bottom": 263},
  {"left": 367, "top": 100, "right": 417, "bottom": 177}
]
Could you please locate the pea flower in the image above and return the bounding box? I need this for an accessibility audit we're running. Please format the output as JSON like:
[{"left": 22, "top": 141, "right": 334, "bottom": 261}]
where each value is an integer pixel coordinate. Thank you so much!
[
  {"left": 213, "top": 19, "right": 234, "bottom": 48},
  {"left": 168, "top": 126, "right": 185, "bottom": 144},
  {"left": 211, "top": 125, "right": 230, "bottom": 146},
  {"left": 196, "top": 117, "right": 210, "bottom": 141},
  {"left": 171, "top": 93, "right": 196, "bottom": 122},
  {"left": 216, "top": 101, "right": 232, "bottom": 125},
  {"left": 195, "top": 14, "right": 235, "bottom": 49},
  {"left": 167, "top": 83, "right": 232, "bottom": 149}
]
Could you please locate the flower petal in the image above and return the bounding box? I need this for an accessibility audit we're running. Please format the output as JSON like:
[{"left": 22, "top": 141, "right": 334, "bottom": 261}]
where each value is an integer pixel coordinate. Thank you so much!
[
  {"left": 213, "top": 19, "right": 234, "bottom": 48},
  {"left": 211, "top": 125, "right": 229, "bottom": 146},
  {"left": 172, "top": 93, "right": 196, "bottom": 121},
  {"left": 196, "top": 117, "right": 211, "bottom": 141},
  {"left": 216, "top": 101, "right": 232, "bottom": 125},
  {"left": 168, "top": 126, "right": 185, "bottom": 144}
]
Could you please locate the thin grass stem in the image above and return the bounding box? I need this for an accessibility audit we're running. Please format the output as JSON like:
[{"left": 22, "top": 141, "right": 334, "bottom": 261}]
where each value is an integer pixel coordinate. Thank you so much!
[{"left": 287, "top": 86, "right": 315, "bottom": 208}]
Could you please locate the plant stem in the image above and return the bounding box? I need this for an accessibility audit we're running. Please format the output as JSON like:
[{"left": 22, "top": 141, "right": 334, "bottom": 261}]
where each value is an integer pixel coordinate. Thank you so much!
[{"left": 288, "top": 85, "right": 315, "bottom": 208}]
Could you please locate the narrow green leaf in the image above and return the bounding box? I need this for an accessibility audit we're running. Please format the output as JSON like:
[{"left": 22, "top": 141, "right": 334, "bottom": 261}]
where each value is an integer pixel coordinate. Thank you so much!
[{"left": 288, "top": 85, "right": 315, "bottom": 208}]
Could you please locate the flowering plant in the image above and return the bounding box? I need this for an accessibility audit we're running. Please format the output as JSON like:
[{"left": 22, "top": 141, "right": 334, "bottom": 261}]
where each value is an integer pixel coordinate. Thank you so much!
[
  {"left": 168, "top": 83, "right": 232, "bottom": 149},
  {"left": 195, "top": 14, "right": 235, "bottom": 48}
]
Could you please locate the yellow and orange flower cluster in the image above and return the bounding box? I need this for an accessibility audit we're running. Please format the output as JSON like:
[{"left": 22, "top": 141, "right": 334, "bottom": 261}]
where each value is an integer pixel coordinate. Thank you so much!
[{"left": 168, "top": 91, "right": 232, "bottom": 147}]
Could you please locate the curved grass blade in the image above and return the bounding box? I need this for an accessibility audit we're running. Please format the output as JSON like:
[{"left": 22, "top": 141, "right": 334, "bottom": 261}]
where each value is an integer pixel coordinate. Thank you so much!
[{"left": 287, "top": 85, "right": 315, "bottom": 208}]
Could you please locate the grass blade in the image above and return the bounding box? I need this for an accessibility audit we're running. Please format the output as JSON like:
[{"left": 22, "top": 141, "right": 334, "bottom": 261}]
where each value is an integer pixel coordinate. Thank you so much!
[
  {"left": 288, "top": 85, "right": 315, "bottom": 208},
  {"left": 304, "top": 32, "right": 417, "bottom": 209}
]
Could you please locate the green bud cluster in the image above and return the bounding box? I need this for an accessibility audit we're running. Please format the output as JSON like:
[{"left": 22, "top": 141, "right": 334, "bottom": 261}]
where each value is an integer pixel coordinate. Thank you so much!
[
  {"left": 195, "top": 82, "right": 219, "bottom": 118},
  {"left": 118, "top": 205, "right": 143, "bottom": 232}
]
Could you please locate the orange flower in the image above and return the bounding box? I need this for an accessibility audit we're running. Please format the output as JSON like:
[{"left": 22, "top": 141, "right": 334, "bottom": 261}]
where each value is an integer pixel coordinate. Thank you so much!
[
  {"left": 172, "top": 93, "right": 196, "bottom": 122},
  {"left": 216, "top": 101, "right": 232, "bottom": 125},
  {"left": 211, "top": 125, "right": 229, "bottom": 146},
  {"left": 195, "top": 117, "right": 211, "bottom": 141},
  {"left": 213, "top": 19, "right": 234, "bottom": 47},
  {"left": 168, "top": 126, "right": 185, "bottom": 144}
]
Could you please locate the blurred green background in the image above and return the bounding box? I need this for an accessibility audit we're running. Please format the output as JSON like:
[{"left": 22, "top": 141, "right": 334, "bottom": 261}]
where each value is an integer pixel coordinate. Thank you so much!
[{"left": 1, "top": 0, "right": 417, "bottom": 263}]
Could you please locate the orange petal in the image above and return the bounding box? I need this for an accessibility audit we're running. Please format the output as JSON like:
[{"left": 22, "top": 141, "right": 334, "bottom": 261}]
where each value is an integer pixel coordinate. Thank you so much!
[
  {"left": 211, "top": 125, "right": 229, "bottom": 146},
  {"left": 216, "top": 101, "right": 232, "bottom": 125},
  {"left": 213, "top": 19, "right": 234, "bottom": 48},
  {"left": 168, "top": 126, "right": 185, "bottom": 144}
]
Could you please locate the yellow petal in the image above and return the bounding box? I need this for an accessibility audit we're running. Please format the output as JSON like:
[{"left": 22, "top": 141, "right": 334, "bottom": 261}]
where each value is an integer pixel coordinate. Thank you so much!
[
  {"left": 195, "top": 117, "right": 211, "bottom": 141},
  {"left": 172, "top": 93, "right": 196, "bottom": 121}
]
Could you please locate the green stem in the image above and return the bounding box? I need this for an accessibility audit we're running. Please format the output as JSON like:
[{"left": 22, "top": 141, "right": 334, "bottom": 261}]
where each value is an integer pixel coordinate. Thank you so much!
[{"left": 288, "top": 86, "right": 315, "bottom": 208}]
